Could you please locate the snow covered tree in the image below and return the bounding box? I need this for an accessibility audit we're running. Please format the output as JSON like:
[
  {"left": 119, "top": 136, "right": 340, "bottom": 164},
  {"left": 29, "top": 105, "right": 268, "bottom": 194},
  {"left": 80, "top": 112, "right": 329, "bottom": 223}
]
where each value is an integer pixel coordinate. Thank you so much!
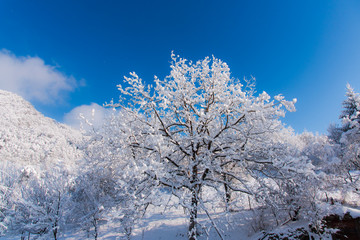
[
  {"left": 73, "top": 114, "right": 152, "bottom": 239},
  {"left": 328, "top": 85, "right": 360, "bottom": 170},
  {"left": 69, "top": 172, "right": 109, "bottom": 240},
  {"left": 340, "top": 85, "right": 360, "bottom": 170},
  {"left": 242, "top": 128, "right": 319, "bottom": 229},
  {"left": 336, "top": 85, "right": 360, "bottom": 195},
  {"left": 329, "top": 84, "right": 360, "bottom": 140},
  {"left": 340, "top": 85, "right": 360, "bottom": 126},
  {"left": 105, "top": 53, "right": 301, "bottom": 239},
  {"left": 0, "top": 161, "right": 20, "bottom": 236},
  {"left": 326, "top": 84, "right": 360, "bottom": 199},
  {"left": 4, "top": 167, "right": 71, "bottom": 240}
]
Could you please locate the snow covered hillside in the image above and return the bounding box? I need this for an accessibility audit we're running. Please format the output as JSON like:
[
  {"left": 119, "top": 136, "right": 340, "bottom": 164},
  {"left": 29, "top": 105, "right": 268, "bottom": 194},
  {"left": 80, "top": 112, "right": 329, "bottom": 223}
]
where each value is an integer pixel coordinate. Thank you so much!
[{"left": 0, "top": 89, "right": 82, "bottom": 171}]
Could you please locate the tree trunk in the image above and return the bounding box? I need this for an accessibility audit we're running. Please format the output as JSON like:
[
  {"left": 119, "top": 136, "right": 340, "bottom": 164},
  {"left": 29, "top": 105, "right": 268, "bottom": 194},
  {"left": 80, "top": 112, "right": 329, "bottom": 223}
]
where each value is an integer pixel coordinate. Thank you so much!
[
  {"left": 93, "top": 216, "right": 98, "bottom": 240},
  {"left": 53, "top": 227, "right": 58, "bottom": 240},
  {"left": 188, "top": 189, "right": 198, "bottom": 240},
  {"left": 20, "top": 231, "right": 25, "bottom": 240},
  {"left": 223, "top": 175, "right": 231, "bottom": 211},
  {"left": 188, "top": 165, "right": 199, "bottom": 240},
  {"left": 53, "top": 192, "right": 61, "bottom": 240}
]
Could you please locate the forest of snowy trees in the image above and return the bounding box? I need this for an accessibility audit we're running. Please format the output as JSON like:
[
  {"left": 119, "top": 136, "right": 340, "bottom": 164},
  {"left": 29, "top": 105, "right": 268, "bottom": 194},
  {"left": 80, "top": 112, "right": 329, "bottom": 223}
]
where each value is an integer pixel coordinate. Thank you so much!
[{"left": 0, "top": 54, "right": 359, "bottom": 239}]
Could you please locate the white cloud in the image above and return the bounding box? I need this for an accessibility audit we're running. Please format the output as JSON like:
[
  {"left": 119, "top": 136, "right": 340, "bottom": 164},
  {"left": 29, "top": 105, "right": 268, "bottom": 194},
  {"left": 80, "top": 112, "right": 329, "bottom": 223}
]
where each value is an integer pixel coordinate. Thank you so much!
[
  {"left": 0, "top": 49, "right": 81, "bottom": 104},
  {"left": 63, "top": 103, "right": 111, "bottom": 131}
]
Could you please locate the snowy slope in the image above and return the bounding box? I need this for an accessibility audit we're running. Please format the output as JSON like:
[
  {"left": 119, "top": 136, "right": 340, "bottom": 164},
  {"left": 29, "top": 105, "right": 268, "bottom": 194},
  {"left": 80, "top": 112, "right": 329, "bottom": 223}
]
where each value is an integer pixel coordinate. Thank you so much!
[{"left": 0, "top": 89, "right": 82, "bottom": 171}]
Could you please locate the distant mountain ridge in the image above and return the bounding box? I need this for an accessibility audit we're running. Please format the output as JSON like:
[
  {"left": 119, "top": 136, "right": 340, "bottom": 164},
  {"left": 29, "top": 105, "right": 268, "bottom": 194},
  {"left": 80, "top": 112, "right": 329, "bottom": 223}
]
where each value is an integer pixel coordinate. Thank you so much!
[{"left": 0, "top": 89, "right": 82, "bottom": 171}]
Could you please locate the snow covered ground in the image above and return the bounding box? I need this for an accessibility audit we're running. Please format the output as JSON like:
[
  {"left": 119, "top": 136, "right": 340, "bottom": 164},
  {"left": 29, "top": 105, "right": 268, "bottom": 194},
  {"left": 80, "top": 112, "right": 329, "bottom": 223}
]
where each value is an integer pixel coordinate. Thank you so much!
[
  {"left": 1, "top": 204, "right": 260, "bottom": 240},
  {"left": 4, "top": 203, "right": 359, "bottom": 240},
  {"left": 60, "top": 207, "right": 256, "bottom": 240}
]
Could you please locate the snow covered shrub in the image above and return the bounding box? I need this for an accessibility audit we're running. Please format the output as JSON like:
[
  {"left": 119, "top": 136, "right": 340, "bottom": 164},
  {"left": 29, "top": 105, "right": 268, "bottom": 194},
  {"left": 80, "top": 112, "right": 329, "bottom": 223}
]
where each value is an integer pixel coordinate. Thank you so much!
[{"left": 74, "top": 111, "right": 155, "bottom": 239}]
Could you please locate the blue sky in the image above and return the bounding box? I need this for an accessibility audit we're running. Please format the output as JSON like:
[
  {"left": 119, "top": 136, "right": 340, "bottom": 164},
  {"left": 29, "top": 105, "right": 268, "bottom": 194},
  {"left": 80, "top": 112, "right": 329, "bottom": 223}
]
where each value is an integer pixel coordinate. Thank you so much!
[{"left": 0, "top": 0, "right": 359, "bottom": 133}]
